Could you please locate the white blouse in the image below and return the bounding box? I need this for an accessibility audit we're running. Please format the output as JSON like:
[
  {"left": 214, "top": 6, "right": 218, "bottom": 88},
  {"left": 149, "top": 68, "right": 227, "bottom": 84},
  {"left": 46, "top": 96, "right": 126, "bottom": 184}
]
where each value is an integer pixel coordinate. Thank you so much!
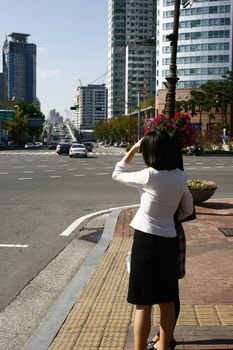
[{"left": 112, "top": 161, "right": 193, "bottom": 238}]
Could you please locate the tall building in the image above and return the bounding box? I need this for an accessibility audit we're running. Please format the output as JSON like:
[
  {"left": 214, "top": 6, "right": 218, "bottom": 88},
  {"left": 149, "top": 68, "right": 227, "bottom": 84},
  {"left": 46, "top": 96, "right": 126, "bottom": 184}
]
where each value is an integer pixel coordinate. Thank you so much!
[
  {"left": 75, "top": 84, "right": 108, "bottom": 130},
  {"left": 108, "top": 0, "right": 157, "bottom": 118},
  {"left": 0, "top": 73, "right": 4, "bottom": 100},
  {"left": 2, "top": 32, "right": 36, "bottom": 104},
  {"left": 157, "top": 0, "right": 233, "bottom": 90}
]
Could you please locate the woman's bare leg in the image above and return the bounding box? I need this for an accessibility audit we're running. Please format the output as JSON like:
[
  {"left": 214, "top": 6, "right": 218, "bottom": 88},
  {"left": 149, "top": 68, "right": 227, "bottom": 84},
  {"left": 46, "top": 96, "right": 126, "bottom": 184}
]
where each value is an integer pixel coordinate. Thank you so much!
[
  {"left": 158, "top": 302, "right": 175, "bottom": 350},
  {"left": 134, "top": 304, "right": 152, "bottom": 350}
]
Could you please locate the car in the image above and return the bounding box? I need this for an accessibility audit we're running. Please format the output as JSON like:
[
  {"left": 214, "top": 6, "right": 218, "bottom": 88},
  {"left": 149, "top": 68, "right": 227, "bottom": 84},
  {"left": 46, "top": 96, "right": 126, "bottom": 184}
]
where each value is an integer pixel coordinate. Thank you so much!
[
  {"left": 56, "top": 143, "right": 71, "bottom": 155},
  {"left": 24, "top": 142, "right": 35, "bottom": 149},
  {"left": 48, "top": 143, "right": 58, "bottom": 150},
  {"left": 69, "top": 143, "right": 87, "bottom": 158},
  {"left": 83, "top": 142, "right": 93, "bottom": 152},
  {"left": 34, "top": 141, "right": 43, "bottom": 148},
  {"left": 119, "top": 141, "right": 128, "bottom": 148}
]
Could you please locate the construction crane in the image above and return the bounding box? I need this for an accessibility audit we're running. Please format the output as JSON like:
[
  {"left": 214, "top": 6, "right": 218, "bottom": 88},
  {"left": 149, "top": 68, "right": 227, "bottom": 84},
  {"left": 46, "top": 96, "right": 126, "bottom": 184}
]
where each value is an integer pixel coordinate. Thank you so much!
[{"left": 89, "top": 70, "right": 107, "bottom": 85}]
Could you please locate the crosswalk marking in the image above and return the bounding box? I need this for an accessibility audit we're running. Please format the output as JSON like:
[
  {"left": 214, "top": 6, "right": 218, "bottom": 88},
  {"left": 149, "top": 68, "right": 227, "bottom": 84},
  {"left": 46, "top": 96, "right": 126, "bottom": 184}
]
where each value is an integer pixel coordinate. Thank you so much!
[{"left": 0, "top": 244, "right": 28, "bottom": 248}]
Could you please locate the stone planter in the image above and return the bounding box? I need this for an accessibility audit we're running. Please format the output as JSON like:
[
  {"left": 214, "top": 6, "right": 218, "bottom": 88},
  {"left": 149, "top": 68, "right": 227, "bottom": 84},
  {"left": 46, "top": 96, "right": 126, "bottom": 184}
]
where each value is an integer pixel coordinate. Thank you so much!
[{"left": 190, "top": 188, "right": 216, "bottom": 204}]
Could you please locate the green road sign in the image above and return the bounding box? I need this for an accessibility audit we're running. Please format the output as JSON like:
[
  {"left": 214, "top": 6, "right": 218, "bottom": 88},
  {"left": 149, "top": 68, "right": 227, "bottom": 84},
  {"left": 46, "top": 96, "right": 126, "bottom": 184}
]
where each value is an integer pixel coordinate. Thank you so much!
[{"left": 0, "top": 106, "right": 16, "bottom": 120}]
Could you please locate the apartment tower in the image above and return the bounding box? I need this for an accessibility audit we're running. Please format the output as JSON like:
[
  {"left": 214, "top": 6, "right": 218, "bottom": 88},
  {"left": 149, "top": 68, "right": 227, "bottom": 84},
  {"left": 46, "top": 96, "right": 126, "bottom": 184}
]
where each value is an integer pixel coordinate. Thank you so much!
[
  {"left": 157, "top": 0, "right": 233, "bottom": 91},
  {"left": 75, "top": 84, "right": 108, "bottom": 130},
  {"left": 108, "top": 0, "right": 157, "bottom": 118}
]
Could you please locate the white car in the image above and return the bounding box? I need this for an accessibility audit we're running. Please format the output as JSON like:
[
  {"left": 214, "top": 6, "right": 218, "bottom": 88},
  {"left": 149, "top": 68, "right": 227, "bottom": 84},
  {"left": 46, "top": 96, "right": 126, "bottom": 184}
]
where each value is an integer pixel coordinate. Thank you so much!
[
  {"left": 24, "top": 142, "right": 35, "bottom": 149},
  {"left": 69, "top": 143, "right": 87, "bottom": 158}
]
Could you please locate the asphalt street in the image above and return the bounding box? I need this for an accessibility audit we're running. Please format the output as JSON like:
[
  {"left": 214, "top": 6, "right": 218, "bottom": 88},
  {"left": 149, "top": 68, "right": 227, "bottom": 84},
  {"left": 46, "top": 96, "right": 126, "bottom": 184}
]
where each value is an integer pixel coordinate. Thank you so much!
[{"left": 0, "top": 148, "right": 232, "bottom": 313}]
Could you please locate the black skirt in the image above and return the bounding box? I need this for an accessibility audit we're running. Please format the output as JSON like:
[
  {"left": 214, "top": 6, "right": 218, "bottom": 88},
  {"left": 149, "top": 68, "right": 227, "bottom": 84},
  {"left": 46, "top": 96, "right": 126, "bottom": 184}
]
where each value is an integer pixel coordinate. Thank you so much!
[{"left": 127, "top": 229, "right": 179, "bottom": 305}]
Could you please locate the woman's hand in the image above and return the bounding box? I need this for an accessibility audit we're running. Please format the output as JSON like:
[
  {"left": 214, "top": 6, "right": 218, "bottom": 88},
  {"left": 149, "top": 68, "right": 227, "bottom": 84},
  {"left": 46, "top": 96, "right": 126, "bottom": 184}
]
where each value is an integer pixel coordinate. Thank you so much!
[
  {"left": 132, "top": 137, "right": 143, "bottom": 151},
  {"left": 121, "top": 137, "right": 144, "bottom": 164}
]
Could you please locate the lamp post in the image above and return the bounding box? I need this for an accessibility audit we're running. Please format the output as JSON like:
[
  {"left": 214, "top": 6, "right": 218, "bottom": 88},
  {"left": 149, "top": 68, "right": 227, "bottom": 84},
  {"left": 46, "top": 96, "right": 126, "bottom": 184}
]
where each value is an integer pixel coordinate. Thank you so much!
[
  {"left": 137, "top": 91, "right": 141, "bottom": 141},
  {"left": 164, "top": 0, "right": 192, "bottom": 119}
]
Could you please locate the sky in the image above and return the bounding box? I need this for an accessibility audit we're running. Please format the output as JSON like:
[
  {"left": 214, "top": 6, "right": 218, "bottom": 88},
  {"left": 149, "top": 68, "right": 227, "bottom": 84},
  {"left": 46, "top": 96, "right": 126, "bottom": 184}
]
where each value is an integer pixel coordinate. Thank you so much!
[{"left": 1, "top": 0, "right": 109, "bottom": 118}]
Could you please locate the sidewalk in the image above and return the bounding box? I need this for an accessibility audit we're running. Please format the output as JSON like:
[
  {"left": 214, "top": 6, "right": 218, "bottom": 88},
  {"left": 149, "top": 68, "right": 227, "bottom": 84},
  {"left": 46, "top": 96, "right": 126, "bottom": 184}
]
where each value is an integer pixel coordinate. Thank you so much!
[{"left": 26, "top": 199, "right": 233, "bottom": 350}]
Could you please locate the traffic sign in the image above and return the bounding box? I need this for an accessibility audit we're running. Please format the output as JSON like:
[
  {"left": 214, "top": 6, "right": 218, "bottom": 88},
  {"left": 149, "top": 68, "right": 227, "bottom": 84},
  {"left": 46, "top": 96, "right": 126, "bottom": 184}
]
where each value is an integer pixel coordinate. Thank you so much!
[{"left": 0, "top": 106, "right": 15, "bottom": 120}]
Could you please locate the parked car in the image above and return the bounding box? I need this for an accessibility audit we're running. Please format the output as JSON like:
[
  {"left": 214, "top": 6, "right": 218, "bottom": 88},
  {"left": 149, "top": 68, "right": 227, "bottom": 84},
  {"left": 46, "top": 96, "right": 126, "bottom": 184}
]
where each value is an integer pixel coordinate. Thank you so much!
[
  {"left": 34, "top": 142, "right": 43, "bottom": 148},
  {"left": 56, "top": 143, "right": 71, "bottom": 155},
  {"left": 119, "top": 141, "right": 128, "bottom": 148},
  {"left": 69, "top": 143, "right": 87, "bottom": 158},
  {"left": 48, "top": 142, "right": 58, "bottom": 150},
  {"left": 83, "top": 142, "right": 93, "bottom": 152},
  {"left": 24, "top": 142, "right": 35, "bottom": 149}
]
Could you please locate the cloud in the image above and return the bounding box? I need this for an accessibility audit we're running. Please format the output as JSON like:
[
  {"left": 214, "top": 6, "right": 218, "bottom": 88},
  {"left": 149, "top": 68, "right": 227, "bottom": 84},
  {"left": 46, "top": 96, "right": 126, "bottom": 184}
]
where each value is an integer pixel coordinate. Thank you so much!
[{"left": 37, "top": 68, "right": 61, "bottom": 81}]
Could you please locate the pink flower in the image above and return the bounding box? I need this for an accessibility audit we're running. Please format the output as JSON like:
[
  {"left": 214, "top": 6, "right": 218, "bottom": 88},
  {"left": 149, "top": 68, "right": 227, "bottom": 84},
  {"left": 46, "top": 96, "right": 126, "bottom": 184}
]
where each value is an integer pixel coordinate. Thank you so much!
[{"left": 144, "top": 113, "right": 195, "bottom": 147}]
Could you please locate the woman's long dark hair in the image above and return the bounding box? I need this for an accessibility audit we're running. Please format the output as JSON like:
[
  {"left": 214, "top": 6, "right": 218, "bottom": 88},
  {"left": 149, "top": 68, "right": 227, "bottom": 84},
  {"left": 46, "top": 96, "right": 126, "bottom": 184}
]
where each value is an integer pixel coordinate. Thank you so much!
[{"left": 140, "top": 132, "right": 183, "bottom": 170}]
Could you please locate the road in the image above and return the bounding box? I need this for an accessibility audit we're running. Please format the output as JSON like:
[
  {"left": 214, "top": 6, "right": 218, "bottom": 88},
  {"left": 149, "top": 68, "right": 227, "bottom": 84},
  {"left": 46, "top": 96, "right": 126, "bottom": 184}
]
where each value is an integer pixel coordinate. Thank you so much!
[{"left": 0, "top": 148, "right": 232, "bottom": 311}]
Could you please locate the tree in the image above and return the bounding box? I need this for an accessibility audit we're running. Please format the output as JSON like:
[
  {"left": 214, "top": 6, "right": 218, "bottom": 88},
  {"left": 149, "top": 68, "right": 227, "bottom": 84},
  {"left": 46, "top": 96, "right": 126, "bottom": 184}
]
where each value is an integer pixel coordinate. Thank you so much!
[
  {"left": 200, "top": 74, "right": 233, "bottom": 136},
  {"left": 4, "top": 100, "right": 45, "bottom": 146}
]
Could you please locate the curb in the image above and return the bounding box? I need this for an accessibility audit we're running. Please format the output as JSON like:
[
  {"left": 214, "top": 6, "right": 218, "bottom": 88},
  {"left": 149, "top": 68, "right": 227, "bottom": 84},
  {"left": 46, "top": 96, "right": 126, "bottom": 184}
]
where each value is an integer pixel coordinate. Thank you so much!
[{"left": 23, "top": 208, "right": 122, "bottom": 350}]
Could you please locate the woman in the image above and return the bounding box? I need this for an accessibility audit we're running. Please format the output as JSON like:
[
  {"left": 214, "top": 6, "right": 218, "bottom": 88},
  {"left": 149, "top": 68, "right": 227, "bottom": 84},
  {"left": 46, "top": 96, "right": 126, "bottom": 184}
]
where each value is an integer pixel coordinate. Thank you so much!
[{"left": 112, "top": 132, "right": 193, "bottom": 350}]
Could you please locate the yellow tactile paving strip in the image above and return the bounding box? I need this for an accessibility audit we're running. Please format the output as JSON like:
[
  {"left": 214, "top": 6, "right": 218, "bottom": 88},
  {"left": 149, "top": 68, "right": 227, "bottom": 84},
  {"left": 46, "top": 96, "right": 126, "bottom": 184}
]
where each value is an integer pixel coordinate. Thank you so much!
[
  {"left": 150, "top": 304, "right": 233, "bottom": 327},
  {"left": 49, "top": 237, "right": 133, "bottom": 350},
  {"left": 49, "top": 233, "right": 233, "bottom": 350}
]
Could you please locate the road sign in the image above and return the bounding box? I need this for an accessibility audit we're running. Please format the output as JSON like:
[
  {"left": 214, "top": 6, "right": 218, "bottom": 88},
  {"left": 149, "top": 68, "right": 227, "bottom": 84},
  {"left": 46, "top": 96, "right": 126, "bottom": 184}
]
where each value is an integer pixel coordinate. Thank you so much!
[{"left": 0, "top": 106, "right": 15, "bottom": 120}]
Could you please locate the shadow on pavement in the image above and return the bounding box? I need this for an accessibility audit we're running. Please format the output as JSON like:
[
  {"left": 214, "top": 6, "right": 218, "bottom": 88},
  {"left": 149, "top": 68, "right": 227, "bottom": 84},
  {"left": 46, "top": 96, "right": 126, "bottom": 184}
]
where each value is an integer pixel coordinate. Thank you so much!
[{"left": 198, "top": 202, "right": 233, "bottom": 210}]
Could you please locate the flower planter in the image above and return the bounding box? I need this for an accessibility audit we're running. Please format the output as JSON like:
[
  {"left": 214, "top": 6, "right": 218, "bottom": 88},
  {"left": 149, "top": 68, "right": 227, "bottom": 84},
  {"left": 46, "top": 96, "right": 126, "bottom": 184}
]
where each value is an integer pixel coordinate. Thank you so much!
[{"left": 190, "top": 188, "right": 216, "bottom": 204}]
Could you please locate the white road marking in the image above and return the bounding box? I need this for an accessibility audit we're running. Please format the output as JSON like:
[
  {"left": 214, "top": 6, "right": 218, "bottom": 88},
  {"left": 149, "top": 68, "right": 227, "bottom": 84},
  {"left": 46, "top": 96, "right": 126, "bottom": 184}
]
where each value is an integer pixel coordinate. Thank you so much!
[
  {"left": 186, "top": 167, "right": 196, "bottom": 170},
  {"left": 13, "top": 166, "right": 24, "bottom": 168},
  {"left": 86, "top": 167, "right": 95, "bottom": 170},
  {"left": 105, "top": 166, "right": 114, "bottom": 169},
  {"left": 49, "top": 175, "right": 62, "bottom": 178},
  {"left": 73, "top": 174, "right": 85, "bottom": 176},
  {"left": 196, "top": 163, "right": 204, "bottom": 165},
  {"left": 60, "top": 204, "right": 139, "bottom": 237},
  {"left": 22, "top": 171, "right": 34, "bottom": 173},
  {"left": 67, "top": 169, "right": 76, "bottom": 171},
  {"left": 44, "top": 169, "right": 55, "bottom": 172},
  {"left": 96, "top": 172, "right": 109, "bottom": 175},
  {"left": 0, "top": 244, "right": 28, "bottom": 248},
  {"left": 18, "top": 177, "right": 33, "bottom": 180},
  {"left": 37, "top": 165, "right": 48, "bottom": 167},
  {"left": 217, "top": 166, "right": 224, "bottom": 168},
  {"left": 0, "top": 172, "right": 8, "bottom": 175},
  {"left": 203, "top": 166, "right": 211, "bottom": 169}
]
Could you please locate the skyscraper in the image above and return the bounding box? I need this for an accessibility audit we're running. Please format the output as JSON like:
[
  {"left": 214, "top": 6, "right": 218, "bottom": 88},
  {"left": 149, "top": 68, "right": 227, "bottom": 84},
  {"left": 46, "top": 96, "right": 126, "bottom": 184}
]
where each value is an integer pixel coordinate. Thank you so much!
[
  {"left": 2, "top": 32, "right": 36, "bottom": 104},
  {"left": 108, "top": 0, "right": 157, "bottom": 118},
  {"left": 157, "top": 0, "right": 233, "bottom": 90}
]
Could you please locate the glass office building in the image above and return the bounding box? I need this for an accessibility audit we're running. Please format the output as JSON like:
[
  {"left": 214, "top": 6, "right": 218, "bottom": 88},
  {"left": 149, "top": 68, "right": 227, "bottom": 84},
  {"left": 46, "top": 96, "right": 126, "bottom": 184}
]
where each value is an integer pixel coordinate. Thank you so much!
[
  {"left": 108, "top": 0, "right": 157, "bottom": 118},
  {"left": 2, "top": 33, "right": 36, "bottom": 104},
  {"left": 157, "top": 0, "right": 233, "bottom": 90}
]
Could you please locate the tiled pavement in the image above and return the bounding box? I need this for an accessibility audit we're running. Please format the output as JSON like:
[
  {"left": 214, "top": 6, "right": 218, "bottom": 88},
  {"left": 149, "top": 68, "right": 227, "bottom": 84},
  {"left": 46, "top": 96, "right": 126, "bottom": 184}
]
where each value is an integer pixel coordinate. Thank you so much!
[{"left": 49, "top": 199, "right": 233, "bottom": 350}]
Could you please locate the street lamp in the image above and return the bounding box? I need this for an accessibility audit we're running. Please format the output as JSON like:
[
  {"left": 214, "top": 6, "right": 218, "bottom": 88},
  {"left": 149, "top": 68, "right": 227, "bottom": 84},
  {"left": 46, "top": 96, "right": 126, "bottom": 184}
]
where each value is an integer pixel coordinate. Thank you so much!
[{"left": 164, "top": 0, "right": 193, "bottom": 118}]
